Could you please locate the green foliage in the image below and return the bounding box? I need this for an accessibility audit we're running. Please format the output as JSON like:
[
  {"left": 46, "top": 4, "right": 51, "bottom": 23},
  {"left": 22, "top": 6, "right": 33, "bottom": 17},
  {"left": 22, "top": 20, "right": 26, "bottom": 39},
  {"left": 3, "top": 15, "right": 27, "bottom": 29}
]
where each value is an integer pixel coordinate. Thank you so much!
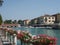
[
  {"left": 18, "top": 20, "right": 24, "bottom": 26},
  {"left": 0, "top": 14, "right": 3, "bottom": 25},
  {"left": 12, "top": 20, "right": 17, "bottom": 24},
  {"left": 0, "top": 0, "right": 3, "bottom": 6},
  {"left": 4, "top": 20, "right": 12, "bottom": 24},
  {"left": 37, "top": 18, "right": 40, "bottom": 24},
  {"left": 29, "top": 19, "right": 36, "bottom": 26}
]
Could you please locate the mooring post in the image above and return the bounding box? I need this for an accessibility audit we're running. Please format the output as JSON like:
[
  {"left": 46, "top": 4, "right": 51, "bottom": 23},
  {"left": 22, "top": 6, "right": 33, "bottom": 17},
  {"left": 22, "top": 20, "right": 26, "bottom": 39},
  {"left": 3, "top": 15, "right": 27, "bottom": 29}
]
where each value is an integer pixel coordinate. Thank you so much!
[
  {"left": 6, "top": 31, "right": 8, "bottom": 40},
  {"left": 13, "top": 34, "right": 17, "bottom": 45}
]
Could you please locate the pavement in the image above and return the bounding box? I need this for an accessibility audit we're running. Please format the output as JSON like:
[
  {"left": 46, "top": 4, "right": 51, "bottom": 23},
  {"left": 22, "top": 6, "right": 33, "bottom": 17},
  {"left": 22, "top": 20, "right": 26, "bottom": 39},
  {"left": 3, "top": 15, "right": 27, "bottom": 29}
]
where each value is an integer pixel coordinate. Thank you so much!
[{"left": 0, "top": 38, "right": 3, "bottom": 45}]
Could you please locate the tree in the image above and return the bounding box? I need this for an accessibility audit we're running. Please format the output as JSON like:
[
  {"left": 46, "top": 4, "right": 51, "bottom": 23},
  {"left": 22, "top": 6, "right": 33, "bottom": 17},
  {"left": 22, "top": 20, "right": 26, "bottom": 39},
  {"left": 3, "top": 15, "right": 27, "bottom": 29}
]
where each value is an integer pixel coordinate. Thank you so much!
[
  {"left": 12, "top": 20, "right": 17, "bottom": 24},
  {"left": 0, "top": 0, "right": 3, "bottom": 24},
  {"left": 4, "top": 20, "right": 12, "bottom": 24},
  {"left": 0, "top": 0, "right": 3, "bottom": 6},
  {"left": 0, "top": 14, "right": 3, "bottom": 25},
  {"left": 28, "top": 19, "right": 35, "bottom": 26},
  {"left": 18, "top": 20, "right": 24, "bottom": 26},
  {"left": 37, "top": 18, "right": 40, "bottom": 24}
]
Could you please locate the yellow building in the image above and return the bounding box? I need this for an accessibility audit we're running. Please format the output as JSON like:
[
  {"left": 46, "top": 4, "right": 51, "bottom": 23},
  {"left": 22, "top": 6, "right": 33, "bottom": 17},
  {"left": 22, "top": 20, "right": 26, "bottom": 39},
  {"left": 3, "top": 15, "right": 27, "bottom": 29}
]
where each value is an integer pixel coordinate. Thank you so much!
[
  {"left": 23, "top": 19, "right": 30, "bottom": 26},
  {"left": 39, "top": 15, "right": 55, "bottom": 25}
]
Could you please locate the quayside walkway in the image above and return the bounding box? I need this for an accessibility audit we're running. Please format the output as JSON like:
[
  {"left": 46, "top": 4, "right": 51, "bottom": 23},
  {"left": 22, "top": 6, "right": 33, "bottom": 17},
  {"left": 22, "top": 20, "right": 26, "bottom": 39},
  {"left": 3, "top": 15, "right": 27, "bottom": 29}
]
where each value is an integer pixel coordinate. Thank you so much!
[
  {"left": 0, "top": 28, "right": 12, "bottom": 45},
  {"left": 0, "top": 38, "right": 3, "bottom": 45},
  {"left": 0, "top": 29, "right": 3, "bottom": 45}
]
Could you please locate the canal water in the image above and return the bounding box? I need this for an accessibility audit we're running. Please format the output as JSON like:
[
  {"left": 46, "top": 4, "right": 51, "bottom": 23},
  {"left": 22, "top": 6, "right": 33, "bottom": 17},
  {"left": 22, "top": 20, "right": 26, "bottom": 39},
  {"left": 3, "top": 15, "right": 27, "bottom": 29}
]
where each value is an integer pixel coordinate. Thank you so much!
[{"left": 13, "top": 27, "right": 60, "bottom": 45}]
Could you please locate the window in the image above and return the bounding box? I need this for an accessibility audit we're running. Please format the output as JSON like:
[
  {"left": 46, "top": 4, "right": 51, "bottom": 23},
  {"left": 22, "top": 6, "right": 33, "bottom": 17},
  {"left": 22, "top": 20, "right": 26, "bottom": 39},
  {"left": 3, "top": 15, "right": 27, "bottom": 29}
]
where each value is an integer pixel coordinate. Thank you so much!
[
  {"left": 52, "top": 20, "right": 54, "bottom": 22},
  {"left": 45, "top": 17, "right": 47, "bottom": 22},
  {"left": 49, "top": 20, "right": 51, "bottom": 22}
]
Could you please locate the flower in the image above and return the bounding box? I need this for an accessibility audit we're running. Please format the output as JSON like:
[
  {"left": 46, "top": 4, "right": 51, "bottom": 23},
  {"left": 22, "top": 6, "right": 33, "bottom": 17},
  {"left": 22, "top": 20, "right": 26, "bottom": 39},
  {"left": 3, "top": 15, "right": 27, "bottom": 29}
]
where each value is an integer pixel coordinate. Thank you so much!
[{"left": 0, "top": 28, "right": 57, "bottom": 45}]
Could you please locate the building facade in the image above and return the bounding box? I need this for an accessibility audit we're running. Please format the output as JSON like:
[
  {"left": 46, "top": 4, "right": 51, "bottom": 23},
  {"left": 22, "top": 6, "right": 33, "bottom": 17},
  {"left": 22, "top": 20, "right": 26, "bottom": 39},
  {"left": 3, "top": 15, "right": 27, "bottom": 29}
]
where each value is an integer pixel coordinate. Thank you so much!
[
  {"left": 23, "top": 19, "right": 30, "bottom": 26},
  {"left": 39, "top": 15, "right": 55, "bottom": 25},
  {"left": 52, "top": 13, "right": 60, "bottom": 23}
]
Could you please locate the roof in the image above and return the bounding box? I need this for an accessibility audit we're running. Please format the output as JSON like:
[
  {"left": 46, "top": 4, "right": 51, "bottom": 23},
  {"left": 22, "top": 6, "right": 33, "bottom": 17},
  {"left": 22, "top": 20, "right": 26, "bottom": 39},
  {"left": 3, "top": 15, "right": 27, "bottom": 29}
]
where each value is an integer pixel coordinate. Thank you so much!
[{"left": 40, "top": 14, "right": 55, "bottom": 18}]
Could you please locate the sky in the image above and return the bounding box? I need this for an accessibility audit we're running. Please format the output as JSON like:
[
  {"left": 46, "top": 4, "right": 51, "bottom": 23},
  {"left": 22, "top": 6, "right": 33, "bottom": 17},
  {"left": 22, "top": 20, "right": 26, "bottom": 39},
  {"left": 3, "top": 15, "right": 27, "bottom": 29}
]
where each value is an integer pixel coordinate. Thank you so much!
[{"left": 0, "top": 0, "right": 60, "bottom": 20}]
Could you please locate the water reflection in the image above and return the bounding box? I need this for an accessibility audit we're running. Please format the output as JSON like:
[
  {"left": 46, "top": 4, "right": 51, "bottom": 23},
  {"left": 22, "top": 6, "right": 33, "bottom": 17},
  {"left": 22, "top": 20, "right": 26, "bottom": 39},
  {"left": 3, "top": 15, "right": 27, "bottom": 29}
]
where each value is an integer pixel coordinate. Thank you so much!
[{"left": 43, "top": 29, "right": 56, "bottom": 37}]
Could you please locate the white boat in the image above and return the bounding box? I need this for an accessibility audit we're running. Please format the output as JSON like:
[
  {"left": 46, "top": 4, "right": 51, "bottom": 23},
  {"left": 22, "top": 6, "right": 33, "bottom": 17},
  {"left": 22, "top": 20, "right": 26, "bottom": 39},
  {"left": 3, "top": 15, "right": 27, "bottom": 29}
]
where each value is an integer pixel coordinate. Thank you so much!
[{"left": 28, "top": 26, "right": 52, "bottom": 29}]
